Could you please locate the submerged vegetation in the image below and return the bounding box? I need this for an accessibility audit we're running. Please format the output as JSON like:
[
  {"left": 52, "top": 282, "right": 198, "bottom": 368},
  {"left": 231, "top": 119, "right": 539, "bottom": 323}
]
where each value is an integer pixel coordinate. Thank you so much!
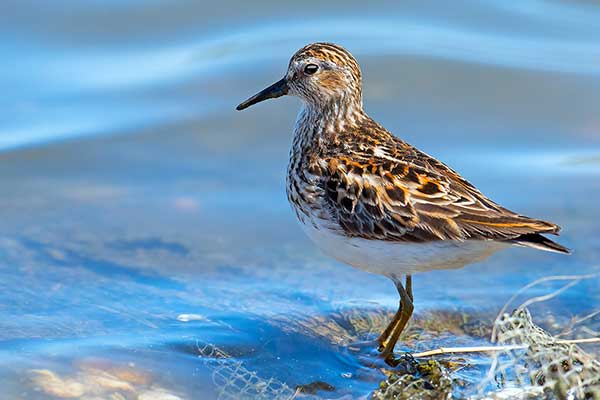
[{"left": 373, "top": 356, "right": 454, "bottom": 400}]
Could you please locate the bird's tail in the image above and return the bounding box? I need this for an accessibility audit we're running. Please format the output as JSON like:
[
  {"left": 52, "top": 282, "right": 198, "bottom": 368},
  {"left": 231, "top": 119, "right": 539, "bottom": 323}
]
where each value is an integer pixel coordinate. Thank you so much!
[{"left": 510, "top": 233, "right": 571, "bottom": 254}]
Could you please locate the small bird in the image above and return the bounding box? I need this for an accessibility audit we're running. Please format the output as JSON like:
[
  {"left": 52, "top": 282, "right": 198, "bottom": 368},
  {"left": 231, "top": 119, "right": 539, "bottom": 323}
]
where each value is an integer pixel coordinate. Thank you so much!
[{"left": 236, "top": 42, "right": 569, "bottom": 363}]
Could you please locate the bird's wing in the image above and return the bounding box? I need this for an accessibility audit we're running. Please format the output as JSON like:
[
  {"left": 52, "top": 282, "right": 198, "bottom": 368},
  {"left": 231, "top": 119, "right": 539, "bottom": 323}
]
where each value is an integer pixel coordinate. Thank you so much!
[{"left": 320, "top": 142, "right": 560, "bottom": 243}]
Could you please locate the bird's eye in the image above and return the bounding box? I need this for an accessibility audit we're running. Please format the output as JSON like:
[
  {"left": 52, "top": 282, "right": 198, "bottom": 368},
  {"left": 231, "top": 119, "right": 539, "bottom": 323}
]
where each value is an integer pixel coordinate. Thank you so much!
[{"left": 304, "top": 64, "right": 319, "bottom": 75}]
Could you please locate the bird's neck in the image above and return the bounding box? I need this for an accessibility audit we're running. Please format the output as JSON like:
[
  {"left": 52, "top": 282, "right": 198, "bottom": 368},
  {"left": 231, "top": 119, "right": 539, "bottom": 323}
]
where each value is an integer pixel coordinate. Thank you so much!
[{"left": 293, "top": 98, "right": 366, "bottom": 151}]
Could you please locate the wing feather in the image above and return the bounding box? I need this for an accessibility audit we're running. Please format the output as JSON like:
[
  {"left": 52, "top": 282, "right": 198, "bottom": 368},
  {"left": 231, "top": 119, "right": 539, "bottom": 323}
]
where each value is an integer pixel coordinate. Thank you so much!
[{"left": 320, "top": 143, "right": 561, "bottom": 243}]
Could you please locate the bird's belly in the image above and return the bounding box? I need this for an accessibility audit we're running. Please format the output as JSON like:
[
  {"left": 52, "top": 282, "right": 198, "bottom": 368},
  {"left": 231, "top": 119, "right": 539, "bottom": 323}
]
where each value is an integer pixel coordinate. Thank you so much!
[{"left": 299, "top": 221, "right": 508, "bottom": 276}]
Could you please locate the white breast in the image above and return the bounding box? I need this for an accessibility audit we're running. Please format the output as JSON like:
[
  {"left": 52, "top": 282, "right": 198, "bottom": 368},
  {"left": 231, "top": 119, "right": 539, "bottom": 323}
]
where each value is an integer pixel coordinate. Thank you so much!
[{"left": 299, "top": 220, "right": 508, "bottom": 277}]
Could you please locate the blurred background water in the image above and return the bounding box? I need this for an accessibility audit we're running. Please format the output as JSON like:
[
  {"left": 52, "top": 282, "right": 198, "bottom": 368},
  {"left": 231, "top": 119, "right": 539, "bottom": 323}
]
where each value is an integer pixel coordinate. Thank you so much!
[{"left": 1, "top": 0, "right": 599, "bottom": 398}]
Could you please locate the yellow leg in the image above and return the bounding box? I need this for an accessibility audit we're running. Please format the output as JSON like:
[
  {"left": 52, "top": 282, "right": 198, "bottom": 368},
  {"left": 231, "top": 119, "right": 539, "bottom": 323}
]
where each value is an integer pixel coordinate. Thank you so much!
[
  {"left": 376, "top": 302, "right": 403, "bottom": 350},
  {"left": 379, "top": 275, "right": 414, "bottom": 361}
]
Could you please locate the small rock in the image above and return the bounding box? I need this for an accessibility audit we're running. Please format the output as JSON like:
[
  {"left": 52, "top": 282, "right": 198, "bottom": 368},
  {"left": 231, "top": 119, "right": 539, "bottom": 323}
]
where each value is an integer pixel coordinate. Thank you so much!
[
  {"left": 30, "top": 369, "right": 85, "bottom": 398},
  {"left": 138, "top": 387, "right": 184, "bottom": 400}
]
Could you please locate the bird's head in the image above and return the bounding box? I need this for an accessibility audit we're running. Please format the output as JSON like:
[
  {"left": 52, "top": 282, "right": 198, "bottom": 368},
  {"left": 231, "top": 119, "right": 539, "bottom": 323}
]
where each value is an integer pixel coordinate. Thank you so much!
[{"left": 236, "top": 42, "right": 363, "bottom": 111}]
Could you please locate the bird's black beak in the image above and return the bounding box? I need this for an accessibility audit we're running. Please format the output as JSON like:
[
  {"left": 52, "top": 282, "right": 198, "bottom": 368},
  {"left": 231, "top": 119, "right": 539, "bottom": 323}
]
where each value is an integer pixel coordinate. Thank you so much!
[{"left": 236, "top": 78, "right": 288, "bottom": 111}]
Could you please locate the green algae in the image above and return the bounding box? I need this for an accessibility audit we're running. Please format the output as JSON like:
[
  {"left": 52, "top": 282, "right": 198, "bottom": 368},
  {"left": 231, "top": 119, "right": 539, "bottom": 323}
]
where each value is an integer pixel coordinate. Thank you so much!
[{"left": 373, "top": 355, "right": 454, "bottom": 400}]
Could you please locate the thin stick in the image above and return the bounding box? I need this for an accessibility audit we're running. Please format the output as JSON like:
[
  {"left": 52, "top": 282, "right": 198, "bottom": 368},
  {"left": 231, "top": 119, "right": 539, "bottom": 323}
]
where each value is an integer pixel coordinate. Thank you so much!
[{"left": 411, "top": 337, "right": 600, "bottom": 358}]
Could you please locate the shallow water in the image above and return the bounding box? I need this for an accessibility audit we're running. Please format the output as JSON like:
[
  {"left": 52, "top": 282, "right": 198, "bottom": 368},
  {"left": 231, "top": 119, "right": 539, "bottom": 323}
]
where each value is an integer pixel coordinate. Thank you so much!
[{"left": 1, "top": 1, "right": 600, "bottom": 398}]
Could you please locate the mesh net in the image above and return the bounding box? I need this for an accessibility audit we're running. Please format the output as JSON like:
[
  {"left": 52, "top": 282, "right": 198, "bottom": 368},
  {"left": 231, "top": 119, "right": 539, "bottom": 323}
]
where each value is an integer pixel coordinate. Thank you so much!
[
  {"left": 479, "top": 307, "right": 600, "bottom": 399},
  {"left": 196, "top": 343, "right": 297, "bottom": 400}
]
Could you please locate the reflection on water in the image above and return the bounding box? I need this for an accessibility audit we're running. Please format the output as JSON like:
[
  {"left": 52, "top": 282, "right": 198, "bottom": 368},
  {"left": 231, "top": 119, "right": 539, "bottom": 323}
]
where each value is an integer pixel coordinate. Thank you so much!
[{"left": 1, "top": 1, "right": 599, "bottom": 398}]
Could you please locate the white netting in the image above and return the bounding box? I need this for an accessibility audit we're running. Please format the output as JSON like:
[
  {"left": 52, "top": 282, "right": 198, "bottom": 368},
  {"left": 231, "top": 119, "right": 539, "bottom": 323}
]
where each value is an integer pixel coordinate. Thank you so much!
[
  {"left": 477, "top": 274, "right": 600, "bottom": 399},
  {"left": 196, "top": 343, "right": 297, "bottom": 400},
  {"left": 478, "top": 307, "right": 600, "bottom": 399}
]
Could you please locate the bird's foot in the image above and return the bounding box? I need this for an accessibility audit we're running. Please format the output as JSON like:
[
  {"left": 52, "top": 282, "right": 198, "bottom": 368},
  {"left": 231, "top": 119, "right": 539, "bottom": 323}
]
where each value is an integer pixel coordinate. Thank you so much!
[{"left": 383, "top": 352, "right": 418, "bottom": 370}]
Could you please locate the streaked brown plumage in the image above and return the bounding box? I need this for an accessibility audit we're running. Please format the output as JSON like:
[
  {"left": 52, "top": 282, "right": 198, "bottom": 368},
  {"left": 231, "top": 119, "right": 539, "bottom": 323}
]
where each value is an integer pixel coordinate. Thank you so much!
[{"left": 237, "top": 42, "right": 569, "bottom": 364}]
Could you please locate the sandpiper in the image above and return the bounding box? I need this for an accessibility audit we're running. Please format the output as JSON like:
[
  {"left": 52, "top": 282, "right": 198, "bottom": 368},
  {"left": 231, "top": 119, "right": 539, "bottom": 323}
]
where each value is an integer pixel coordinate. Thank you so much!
[{"left": 236, "top": 42, "right": 569, "bottom": 363}]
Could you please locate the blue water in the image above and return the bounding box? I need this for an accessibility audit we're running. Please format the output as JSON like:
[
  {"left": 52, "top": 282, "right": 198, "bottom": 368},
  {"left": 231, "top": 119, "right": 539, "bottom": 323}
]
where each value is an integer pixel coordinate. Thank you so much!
[{"left": 1, "top": 1, "right": 599, "bottom": 398}]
